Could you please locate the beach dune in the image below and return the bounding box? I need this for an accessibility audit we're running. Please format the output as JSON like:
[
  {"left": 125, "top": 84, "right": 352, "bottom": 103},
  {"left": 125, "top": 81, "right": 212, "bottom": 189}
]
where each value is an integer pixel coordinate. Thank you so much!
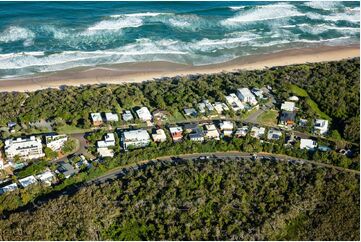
[{"left": 0, "top": 45, "right": 359, "bottom": 93}]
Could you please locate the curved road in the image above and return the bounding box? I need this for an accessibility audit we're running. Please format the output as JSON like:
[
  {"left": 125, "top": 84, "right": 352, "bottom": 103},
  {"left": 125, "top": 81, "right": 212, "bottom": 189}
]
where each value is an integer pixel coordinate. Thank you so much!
[{"left": 88, "top": 151, "right": 359, "bottom": 185}]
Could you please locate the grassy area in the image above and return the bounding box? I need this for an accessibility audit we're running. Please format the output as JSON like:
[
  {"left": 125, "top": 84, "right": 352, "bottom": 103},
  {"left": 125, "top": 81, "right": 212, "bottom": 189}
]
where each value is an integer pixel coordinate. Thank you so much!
[
  {"left": 56, "top": 125, "right": 90, "bottom": 134},
  {"left": 257, "top": 110, "right": 279, "bottom": 126},
  {"left": 305, "top": 98, "right": 330, "bottom": 120},
  {"left": 289, "top": 84, "right": 309, "bottom": 97},
  {"left": 15, "top": 160, "right": 50, "bottom": 179}
]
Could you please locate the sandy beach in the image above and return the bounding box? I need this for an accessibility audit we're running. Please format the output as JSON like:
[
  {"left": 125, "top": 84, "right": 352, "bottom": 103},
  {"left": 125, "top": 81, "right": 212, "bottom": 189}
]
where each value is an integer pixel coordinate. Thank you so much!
[{"left": 0, "top": 45, "right": 359, "bottom": 93}]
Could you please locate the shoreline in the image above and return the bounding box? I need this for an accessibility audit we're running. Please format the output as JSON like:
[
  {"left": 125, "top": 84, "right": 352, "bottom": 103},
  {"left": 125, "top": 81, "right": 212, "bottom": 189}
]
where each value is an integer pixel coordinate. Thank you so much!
[{"left": 0, "top": 44, "right": 359, "bottom": 93}]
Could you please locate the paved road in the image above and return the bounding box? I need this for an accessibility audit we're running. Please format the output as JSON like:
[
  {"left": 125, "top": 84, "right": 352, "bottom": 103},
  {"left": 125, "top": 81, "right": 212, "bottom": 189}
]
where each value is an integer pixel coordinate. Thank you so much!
[{"left": 87, "top": 151, "right": 359, "bottom": 185}]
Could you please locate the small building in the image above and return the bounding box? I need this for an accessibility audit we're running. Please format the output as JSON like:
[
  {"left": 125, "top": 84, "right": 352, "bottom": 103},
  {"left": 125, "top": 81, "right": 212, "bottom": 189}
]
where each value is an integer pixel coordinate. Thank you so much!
[
  {"left": 97, "top": 147, "right": 114, "bottom": 158},
  {"left": 122, "top": 129, "right": 151, "bottom": 150},
  {"left": 281, "top": 101, "right": 296, "bottom": 112},
  {"left": 267, "top": 129, "right": 283, "bottom": 140},
  {"left": 235, "top": 126, "right": 249, "bottom": 137},
  {"left": 122, "top": 110, "right": 134, "bottom": 122},
  {"left": 105, "top": 113, "right": 119, "bottom": 122},
  {"left": 300, "top": 139, "right": 317, "bottom": 150},
  {"left": 225, "top": 93, "right": 245, "bottom": 112},
  {"left": 97, "top": 133, "right": 116, "bottom": 148},
  {"left": 197, "top": 103, "right": 206, "bottom": 114},
  {"left": 0, "top": 183, "right": 18, "bottom": 194},
  {"left": 90, "top": 113, "right": 103, "bottom": 126},
  {"left": 19, "top": 175, "right": 38, "bottom": 188},
  {"left": 45, "top": 134, "right": 68, "bottom": 151},
  {"left": 136, "top": 107, "right": 152, "bottom": 122},
  {"left": 189, "top": 128, "right": 204, "bottom": 142},
  {"left": 203, "top": 100, "right": 214, "bottom": 111},
  {"left": 75, "top": 155, "right": 89, "bottom": 169},
  {"left": 251, "top": 87, "right": 264, "bottom": 99},
  {"left": 288, "top": 96, "right": 299, "bottom": 102},
  {"left": 7, "top": 122, "right": 17, "bottom": 129},
  {"left": 36, "top": 171, "right": 55, "bottom": 186},
  {"left": 279, "top": 110, "right": 296, "bottom": 127},
  {"left": 220, "top": 121, "right": 234, "bottom": 137},
  {"left": 250, "top": 126, "right": 266, "bottom": 139},
  {"left": 184, "top": 108, "right": 198, "bottom": 117},
  {"left": 236, "top": 88, "right": 257, "bottom": 105},
  {"left": 314, "top": 119, "right": 329, "bottom": 135},
  {"left": 152, "top": 129, "right": 167, "bottom": 143},
  {"left": 5, "top": 136, "right": 45, "bottom": 160},
  {"left": 299, "top": 118, "right": 308, "bottom": 127},
  {"left": 169, "top": 126, "right": 183, "bottom": 142},
  {"left": 57, "top": 162, "right": 77, "bottom": 179},
  {"left": 204, "top": 124, "right": 220, "bottom": 140},
  {"left": 213, "top": 102, "right": 229, "bottom": 114}
]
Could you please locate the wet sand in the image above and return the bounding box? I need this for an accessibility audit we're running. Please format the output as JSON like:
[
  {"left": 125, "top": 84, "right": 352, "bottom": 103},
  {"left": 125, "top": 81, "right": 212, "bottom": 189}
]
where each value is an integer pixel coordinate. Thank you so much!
[{"left": 0, "top": 44, "right": 359, "bottom": 92}]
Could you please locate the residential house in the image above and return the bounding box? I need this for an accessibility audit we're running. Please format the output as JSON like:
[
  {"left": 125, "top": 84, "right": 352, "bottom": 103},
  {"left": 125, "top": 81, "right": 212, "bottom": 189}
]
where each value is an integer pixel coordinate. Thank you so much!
[
  {"left": 250, "top": 127, "right": 266, "bottom": 139},
  {"left": 213, "top": 102, "right": 229, "bottom": 114},
  {"left": 225, "top": 93, "right": 245, "bottom": 112},
  {"left": 300, "top": 139, "right": 317, "bottom": 150},
  {"left": 204, "top": 124, "right": 220, "bottom": 140},
  {"left": 97, "top": 133, "right": 116, "bottom": 148},
  {"left": 197, "top": 103, "right": 206, "bottom": 114},
  {"left": 36, "top": 170, "right": 55, "bottom": 186},
  {"left": 152, "top": 129, "right": 167, "bottom": 143},
  {"left": 19, "top": 175, "right": 38, "bottom": 188},
  {"left": 90, "top": 113, "right": 103, "bottom": 126},
  {"left": 97, "top": 147, "right": 114, "bottom": 158},
  {"left": 251, "top": 87, "right": 264, "bottom": 99},
  {"left": 169, "top": 126, "right": 183, "bottom": 142},
  {"left": 314, "top": 119, "right": 329, "bottom": 135},
  {"left": 203, "top": 100, "right": 214, "bottom": 111},
  {"left": 184, "top": 108, "right": 198, "bottom": 117},
  {"left": 235, "top": 126, "right": 249, "bottom": 137},
  {"left": 136, "top": 107, "right": 152, "bottom": 121},
  {"left": 183, "top": 123, "right": 199, "bottom": 133},
  {"left": 5, "top": 136, "right": 45, "bottom": 160},
  {"left": 279, "top": 111, "right": 296, "bottom": 127},
  {"left": 122, "top": 129, "right": 151, "bottom": 150},
  {"left": 220, "top": 121, "right": 234, "bottom": 137},
  {"left": 281, "top": 101, "right": 296, "bottom": 112},
  {"left": 122, "top": 110, "right": 134, "bottom": 122},
  {"left": 189, "top": 128, "right": 204, "bottom": 142},
  {"left": 0, "top": 183, "right": 18, "bottom": 194},
  {"left": 236, "top": 88, "right": 257, "bottom": 105},
  {"left": 267, "top": 129, "right": 283, "bottom": 140},
  {"left": 45, "top": 134, "right": 68, "bottom": 151},
  {"left": 105, "top": 113, "right": 119, "bottom": 122},
  {"left": 57, "top": 162, "right": 77, "bottom": 179}
]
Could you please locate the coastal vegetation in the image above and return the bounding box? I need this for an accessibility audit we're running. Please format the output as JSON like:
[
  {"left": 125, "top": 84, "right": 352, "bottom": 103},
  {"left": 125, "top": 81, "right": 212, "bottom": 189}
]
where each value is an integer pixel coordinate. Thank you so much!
[
  {"left": 0, "top": 58, "right": 359, "bottom": 143},
  {"left": 0, "top": 158, "right": 359, "bottom": 240}
]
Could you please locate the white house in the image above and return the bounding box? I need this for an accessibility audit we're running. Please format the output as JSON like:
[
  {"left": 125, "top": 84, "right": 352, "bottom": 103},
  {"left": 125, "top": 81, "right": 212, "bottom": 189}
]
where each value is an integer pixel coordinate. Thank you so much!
[
  {"left": 204, "top": 124, "right": 220, "bottom": 140},
  {"left": 136, "top": 107, "right": 152, "bottom": 121},
  {"left": 36, "top": 171, "right": 55, "bottom": 186},
  {"left": 46, "top": 134, "right": 68, "bottom": 151},
  {"left": 203, "top": 100, "right": 214, "bottom": 111},
  {"left": 281, "top": 101, "right": 296, "bottom": 112},
  {"left": 97, "top": 133, "right": 116, "bottom": 148},
  {"left": 122, "top": 129, "right": 151, "bottom": 150},
  {"left": 90, "top": 113, "right": 103, "bottom": 126},
  {"left": 251, "top": 88, "right": 264, "bottom": 99},
  {"left": 236, "top": 88, "right": 257, "bottom": 105},
  {"left": 122, "top": 110, "right": 134, "bottom": 122},
  {"left": 250, "top": 127, "right": 266, "bottom": 139},
  {"left": 235, "top": 126, "right": 249, "bottom": 137},
  {"left": 152, "top": 129, "right": 167, "bottom": 143},
  {"left": 97, "top": 147, "right": 114, "bottom": 158},
  {"left": 300, "top": 139, "right": 317, "bottom": 150},
  {"left": 105, "top": 113, "right": 119, "bottom": 122},
  {"left": 288, "top": 96, "right": 299, "bottom": 102},
  {"left": 19, "top": 175, "right": 38, "bottom": 188},
  {"left": 225, "top": 93, "right": 245, "bottom": 111},
  {"left": 5, "top": 136, "right": 44, "bottom": 160},
  {"left": 220, "top": 121, "right": 233, "bottom": 131},
  {"left": 197, "top": 103, "right": 206, "bottom": 114},
  {"left": 314, "top": 119, "right": 329, "bottom": 135}
]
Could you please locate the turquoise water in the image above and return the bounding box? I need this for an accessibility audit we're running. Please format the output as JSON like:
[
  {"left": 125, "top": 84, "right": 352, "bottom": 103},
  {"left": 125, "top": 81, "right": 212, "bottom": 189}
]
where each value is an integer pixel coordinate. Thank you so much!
[{"left": 0, "top": 1, "right": 359, "bottom": 79}]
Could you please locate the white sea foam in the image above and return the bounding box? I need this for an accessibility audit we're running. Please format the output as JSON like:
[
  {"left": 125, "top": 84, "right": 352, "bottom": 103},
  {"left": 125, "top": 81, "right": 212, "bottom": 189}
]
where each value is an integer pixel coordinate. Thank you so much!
[
  {"left": 0, "top": 26, "right": 35, "bottom": 44},
  {"left": 229, "top": 6, "right": 246, "bottom": 10},
  {"left": 304, "top": 1, "right": 341, "bottom": 11},
  {"left": 110, "top": 12, "right": 165, "bottom": 18},
  {"left": 221, "top": 3, "right": 305, "bottom": 26},
  {"left": 87, "top": 16, "right": 144, "bottom": 31}
]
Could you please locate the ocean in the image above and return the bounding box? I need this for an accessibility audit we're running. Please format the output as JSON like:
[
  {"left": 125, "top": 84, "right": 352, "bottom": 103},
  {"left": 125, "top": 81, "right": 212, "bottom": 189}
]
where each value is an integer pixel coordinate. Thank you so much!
[{"left": 0, "top": 1, "right": 359, "bottom": 79}]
